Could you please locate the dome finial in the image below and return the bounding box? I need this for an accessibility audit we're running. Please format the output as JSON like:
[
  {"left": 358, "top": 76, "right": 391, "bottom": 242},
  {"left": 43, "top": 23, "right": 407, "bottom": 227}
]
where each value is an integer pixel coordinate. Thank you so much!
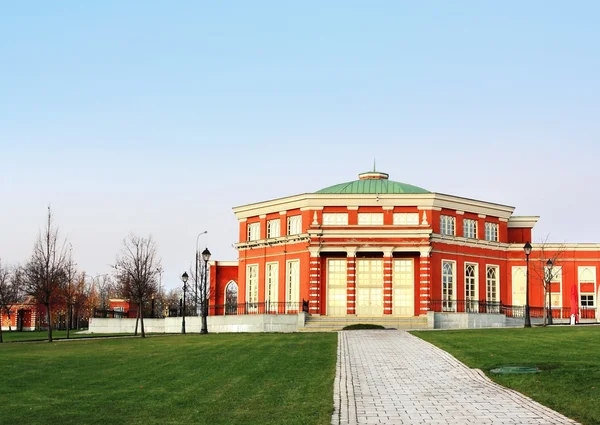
[{"left": 373, "top": 158, "right": 376, "bottom": 172}]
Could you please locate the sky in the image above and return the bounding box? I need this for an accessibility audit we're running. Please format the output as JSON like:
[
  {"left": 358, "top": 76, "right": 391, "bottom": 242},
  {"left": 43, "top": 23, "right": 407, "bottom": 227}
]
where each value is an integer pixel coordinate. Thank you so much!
[{"left": 1, "top": 1, "right": 599, "bottom": 291}]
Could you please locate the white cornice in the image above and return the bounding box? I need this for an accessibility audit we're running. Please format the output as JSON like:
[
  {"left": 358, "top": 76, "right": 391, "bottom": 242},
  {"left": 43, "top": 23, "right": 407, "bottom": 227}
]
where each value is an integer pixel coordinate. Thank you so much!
[
  {"left": 308, "top": 228, "right": 432, "bottom": 239},
  {"left": 232, "top": 192, "right": 516, "bottom": 220},
  {"left": 507, "top": 216, "right": 540, "bottom": 228}
]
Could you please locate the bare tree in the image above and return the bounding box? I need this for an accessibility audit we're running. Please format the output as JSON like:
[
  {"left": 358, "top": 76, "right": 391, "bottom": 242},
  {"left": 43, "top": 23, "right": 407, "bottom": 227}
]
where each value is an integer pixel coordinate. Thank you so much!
[
  {"left": 59, "top": 251, "right": 80, "bottom": 339},
  {"left": 114, "top": 234, "right": 161, "bottom": 338},
  {"left": 0, "top": 260, "right": 20, "bottom": 343},
  {"left": 22, "top": 207, "right": 69, "bottom": 342},
  {"left": 531, "top": 236, "right": 567, "bottom": 326}
]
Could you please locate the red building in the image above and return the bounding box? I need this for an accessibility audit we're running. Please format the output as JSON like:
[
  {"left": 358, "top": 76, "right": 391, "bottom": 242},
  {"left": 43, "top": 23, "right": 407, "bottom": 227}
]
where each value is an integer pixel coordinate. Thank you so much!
[{"left": 209, "top": 170, "right": 599, "bottom": 324}]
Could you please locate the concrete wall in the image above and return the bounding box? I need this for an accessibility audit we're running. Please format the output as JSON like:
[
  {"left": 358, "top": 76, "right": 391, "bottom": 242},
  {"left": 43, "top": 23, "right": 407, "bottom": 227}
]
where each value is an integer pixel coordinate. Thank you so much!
[
  {"left": 90, "top": 313, "right": 306, "bottom": 334},
  {"left": 430, "top": 312, "right": 507, "bottom": 329}
]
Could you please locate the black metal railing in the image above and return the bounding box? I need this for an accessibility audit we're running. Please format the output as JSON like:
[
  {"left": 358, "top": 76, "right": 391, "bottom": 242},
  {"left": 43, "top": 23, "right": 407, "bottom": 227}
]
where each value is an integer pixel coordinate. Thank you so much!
[
  {"left": 93, "top": 309, "right": 129, "bottom": 319},
  {"left": 428, "top": 300, "right": 596, "bottom": 320},
  {"left": 211, "top": 300, "right": 308, "bottom": 316},
  {"left": 428, "top": 299, "right": 504, "bottom": 314}
]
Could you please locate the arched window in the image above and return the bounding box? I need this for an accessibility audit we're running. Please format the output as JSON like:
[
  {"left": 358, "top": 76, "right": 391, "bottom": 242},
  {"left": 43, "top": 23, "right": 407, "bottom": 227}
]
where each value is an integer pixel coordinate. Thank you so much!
[{"left": 225, "top": 281, "right": 238, "bottom": 315}]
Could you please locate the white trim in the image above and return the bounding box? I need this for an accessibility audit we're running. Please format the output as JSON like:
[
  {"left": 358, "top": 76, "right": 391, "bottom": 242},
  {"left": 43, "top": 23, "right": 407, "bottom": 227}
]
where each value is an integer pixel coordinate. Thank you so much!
[{"left": 507, "top": 216, "right": 540, "bottom": 228}]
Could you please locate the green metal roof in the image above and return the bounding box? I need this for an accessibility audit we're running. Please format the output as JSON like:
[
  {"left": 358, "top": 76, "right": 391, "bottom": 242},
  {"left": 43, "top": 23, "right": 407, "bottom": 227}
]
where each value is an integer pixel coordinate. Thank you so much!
[{"left": 316, "top": 179, "right": 430, "bottom": 194}]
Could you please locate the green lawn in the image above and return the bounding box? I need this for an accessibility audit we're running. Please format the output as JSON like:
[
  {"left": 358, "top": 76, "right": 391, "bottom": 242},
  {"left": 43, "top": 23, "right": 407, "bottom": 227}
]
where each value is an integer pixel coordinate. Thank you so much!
[
  {"left": 0, "top": 333, "right": 338, "bottom": 425},
  {"left": 1, "top": 329, "right": 135, "bottom": 342},
  {"left": 412, "top": 326, "right": 600, "bottom": 425}
]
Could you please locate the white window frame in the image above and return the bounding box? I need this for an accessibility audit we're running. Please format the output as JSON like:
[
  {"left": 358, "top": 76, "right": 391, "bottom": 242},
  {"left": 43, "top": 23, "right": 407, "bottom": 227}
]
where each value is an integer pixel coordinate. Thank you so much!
[
  {"left": 442, "top": 260, "right": 456, "bottom": 311},
  {"left": 463, "top": 219, "right": 477, "bottom": 239},
  {"left": 247, "top": 222, "right": 260, "bottom": 241},
  {"left": 246, "top": 264, "right": 259, "bottom": 312},
  {"left": 464, "top": 263, "right": 478, "bottom": 311},
  {"left": 486, "top": 265, "right": 500, "bottom": 303},
  {"left": 484, "top": 222, "right": 499, "bottom": 242},
  {"left": 578, "top": 266, "right": 596, "bottom": 308},
  {"left": 440, "top": 215, "right": 455, "bottom": 236},
  {"left": 393, "top": 213, "right": 419, "bottom": 226},
  {"left": 287, "top": 215, "right": 302, "bottom": 235},
  {"left": 266, "top": 262, "right": 278, "bottom": 312},
  {"left": 267, "top": 219, "right": 280, "bottom": 239},
  {"left": 357, "top": 213, "right": 384, "bottom": 225},
  {"left": 327, "top": 259, "right": 347, "bottom": 316},
  {"left": 322, "top": 213, "right": 348, "bottom": 226},
  {"left": 545, "top": 265, "right": 563, "bottom": 309},
  {"left": 286, "top": 260, "right": 300, "bottom": 310}
]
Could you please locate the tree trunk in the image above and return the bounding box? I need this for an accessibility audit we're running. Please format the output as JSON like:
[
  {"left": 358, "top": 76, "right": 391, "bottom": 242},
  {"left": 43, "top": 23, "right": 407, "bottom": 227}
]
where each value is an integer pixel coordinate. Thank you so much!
[
  {"left": 46, "top": 303, "right": 53, "bottom": 342},
  {"left": 66, "top": 303, "right": 71, "bottom": 339},
  {"left": 140, "top": 300, "right": 145, "bottom": 338},
  {"left": 7, "top": 311, "right": 11, "bottom": 331},
  {"left": 134, "top": 306, "right": 140, "bottom": 336},
  {"left": 0, "top": 320, "right": 3, "bottom": 343}
]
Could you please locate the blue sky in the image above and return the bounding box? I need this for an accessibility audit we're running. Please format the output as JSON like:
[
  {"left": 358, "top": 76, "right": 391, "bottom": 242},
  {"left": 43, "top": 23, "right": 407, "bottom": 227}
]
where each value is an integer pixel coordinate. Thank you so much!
[{"left": 1, "top": 1, "right": 599, "bottom": 291}]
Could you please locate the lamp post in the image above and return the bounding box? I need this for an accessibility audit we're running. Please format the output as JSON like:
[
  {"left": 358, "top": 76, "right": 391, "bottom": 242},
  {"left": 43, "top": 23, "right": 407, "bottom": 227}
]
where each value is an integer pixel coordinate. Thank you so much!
[
  {"left": 546, "top": 259, "right": 553, "bottom": 325},
  {"left": 201, "top": 248, "right": 211, "bottom": 334},
  {"left": 523, "top": 242, "right": 532, "bottom": 328},
  {"left": 181, "top": 272, "right": 188, "bottom": 334},
  {"left": 195, "top": 231, "right": 208, "bottom": 316}
]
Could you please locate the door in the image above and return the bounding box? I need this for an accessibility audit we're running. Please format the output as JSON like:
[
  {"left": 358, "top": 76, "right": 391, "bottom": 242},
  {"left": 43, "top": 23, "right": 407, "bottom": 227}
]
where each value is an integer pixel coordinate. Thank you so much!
[
  {"left": 393, "top": 259, "right": 414, "bottom": 316},
  {"left": 356, "top": 259, "right": 383, "bottom": 316},
  {"left": 327, "top": 259, "right": 347, "bottom": 316},
  {"left": 512, "top": 267, "right": 526, "bottom": 306}
]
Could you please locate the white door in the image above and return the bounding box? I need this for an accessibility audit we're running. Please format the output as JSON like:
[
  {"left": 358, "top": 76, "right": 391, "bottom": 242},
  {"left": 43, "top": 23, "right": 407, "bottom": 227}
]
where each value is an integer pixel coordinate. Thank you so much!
[
  {"left": 356, "top": 259, "right": 383, "bottom": 316},
  {"left": 512, "top": 267, "right": 526, "bottom": 306},
  {"left": 393, "top": 259, "right": 414, "bottom": 316},
  {"left": 327, "top": 259, "right": 347, "bottom": 316}
]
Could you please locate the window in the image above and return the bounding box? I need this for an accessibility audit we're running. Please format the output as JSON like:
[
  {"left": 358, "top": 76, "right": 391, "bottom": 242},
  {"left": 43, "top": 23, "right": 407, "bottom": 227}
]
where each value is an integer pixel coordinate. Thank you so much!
[
  {"left": 286, "top": 260, "right": 300, "bottom": 309},
  {"left": 266, "top": 263, "right": 278, "bottom": 311},
  {"left": 247, "top": 222, "right": 260, "bottom": 241},
  {"left": 442, "top": 261, "right": 455, "bottom": 311},
  {"left": 322, "top": 213, "right": 348, "bottom": 225},
  {"left": 463, "top": 219, "right": 477, "bottom": 239},
  {"left": 486, "top": 266, "right": 499, "bottom": 302},
  {"left": 358, "top": 213, "right": 383, "bottom": 225},
  {"left": 267, "top": 219, "right": 280, "bottom": 238},
  {"left": 287, "top": 215, "right": 302, "bottom": 235},
  {"left": 328, "top": 259, "right": 347, "bottom": 316},
  {"left": 440, "top": 215, "right": 455, "bottom": 236},
  {"left": 581, "top": 295, "right": 594, "bottom": 307},
  {"left": 393, "top": 213, "right": 419, "bottom": 226},
  {"left": 545, "top": 265, "right": 562, "bottom": 308},
  {"left": 484, "top": 223, "right": 499, "bottom": 241},
  {"left": 465, "top": 263, "right": 477, "bottom": 311},
  {"left": 578, "top": 267, "right": 596, "bottom": 311},
  {"left": 246, "top": 265, "right": 258, "bottom": 312}
]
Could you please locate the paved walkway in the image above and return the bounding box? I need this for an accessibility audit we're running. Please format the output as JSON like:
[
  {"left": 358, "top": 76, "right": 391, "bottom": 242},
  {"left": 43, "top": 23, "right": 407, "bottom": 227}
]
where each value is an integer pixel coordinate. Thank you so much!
[{"left": 332, "top": 330, "right": 580, "bottom": 425}]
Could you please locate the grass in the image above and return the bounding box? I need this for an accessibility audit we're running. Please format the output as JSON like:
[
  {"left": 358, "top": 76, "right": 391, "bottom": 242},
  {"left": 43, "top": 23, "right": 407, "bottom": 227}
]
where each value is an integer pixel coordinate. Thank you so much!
[
  {"left": 342, "top": 324, "right": 385, "bottom": 330},
  {"left": 0, "top": 333, "right": 337, "bottom": 425},
  {"left": 0, "top": 329, "right": 134, "bottom": 342},
  {"left": 412, "top": 326, "right": 600, "bottom": 425}
]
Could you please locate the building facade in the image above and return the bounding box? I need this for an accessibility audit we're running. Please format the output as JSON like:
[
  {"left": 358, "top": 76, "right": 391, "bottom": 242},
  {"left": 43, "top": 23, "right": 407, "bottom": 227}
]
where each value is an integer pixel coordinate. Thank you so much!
[{"left": 210, "top": 170, "right": 600, "bottom": 322}]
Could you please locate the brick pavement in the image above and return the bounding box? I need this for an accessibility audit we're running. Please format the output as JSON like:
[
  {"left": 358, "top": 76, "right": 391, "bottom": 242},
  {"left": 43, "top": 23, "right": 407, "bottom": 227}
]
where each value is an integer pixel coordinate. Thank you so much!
[{"left": 331, "top": 330, "right": 580, "bottom": 425}]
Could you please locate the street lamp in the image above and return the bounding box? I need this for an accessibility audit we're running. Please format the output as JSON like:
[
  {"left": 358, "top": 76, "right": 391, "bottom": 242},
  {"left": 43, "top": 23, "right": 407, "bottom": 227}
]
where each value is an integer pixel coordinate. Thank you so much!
[
  {"left": 195, "top": 231, "right": 208, "bottom": 316},
  {"left": 546, "top": 259, "right": 553, "bottom": 325},
  {"left": 181, "top": 272, "right": 189, "bottom": 334},
  {"left": 523, "top": 242, "right": 532, "bottom": 328},
  {"left": 201, "top": 247, "right": 211, "bottom": 334}
]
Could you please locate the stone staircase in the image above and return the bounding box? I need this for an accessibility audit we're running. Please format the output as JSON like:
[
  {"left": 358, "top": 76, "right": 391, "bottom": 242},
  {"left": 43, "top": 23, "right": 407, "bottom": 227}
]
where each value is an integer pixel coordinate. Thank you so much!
[{"left": 300, "top": 315, "right": 430, "bottom": 332}]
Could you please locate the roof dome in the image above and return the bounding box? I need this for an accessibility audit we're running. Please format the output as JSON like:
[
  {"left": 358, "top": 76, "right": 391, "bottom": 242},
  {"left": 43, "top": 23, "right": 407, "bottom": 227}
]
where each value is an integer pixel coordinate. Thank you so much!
[{"left": 315, "top": 170, "right": 430, "bottom": 194}]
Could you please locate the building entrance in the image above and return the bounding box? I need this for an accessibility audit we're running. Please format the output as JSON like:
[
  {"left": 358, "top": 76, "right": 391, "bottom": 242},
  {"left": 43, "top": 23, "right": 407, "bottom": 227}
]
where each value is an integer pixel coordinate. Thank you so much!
[{"left": 356, "top": 259, "right": 383, "bottom": 316}]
